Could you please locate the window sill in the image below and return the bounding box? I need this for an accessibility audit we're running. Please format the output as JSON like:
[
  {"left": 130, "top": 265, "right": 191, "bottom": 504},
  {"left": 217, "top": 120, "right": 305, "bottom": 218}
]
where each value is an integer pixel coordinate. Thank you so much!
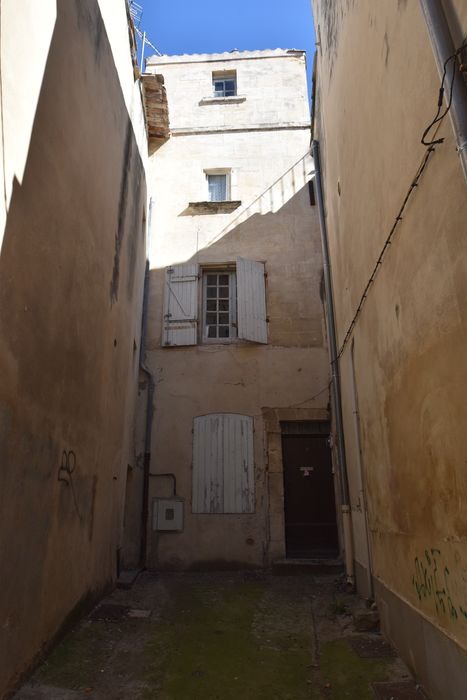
[
  {"left": 186, "top": 200, "right": 242, "bottom": 215},
  {"left": 199, "top": 95, "right": 246, "bottom": 106}
]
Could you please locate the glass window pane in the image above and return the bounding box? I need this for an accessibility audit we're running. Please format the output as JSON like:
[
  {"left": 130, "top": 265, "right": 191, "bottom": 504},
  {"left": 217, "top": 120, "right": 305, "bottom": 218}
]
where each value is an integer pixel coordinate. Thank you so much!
[
  {"left": 206, "top": 313, "right": 217, "bottom": 325},
  {"left": 206, "top": 300, "right": 217, "bottom": 311},
  {"left": 219, "top": 326, "right": 229, "bottom": 338},
  {"left": 218, "top": 313, "right": 229, "bottom": 324},
  {"left": 208, "top": 174, "right": 227, "bottom": 202},
  {"left": 218, "top": 286, "right": 229, "bottom": 298},
  {"left": 207, "top": 287, "right": 217, "bottom": 298},
  {"left": 225, "top": 80, "right": 235, "bottom": 91},
  {"left": 206, "top": 274, "right": 218, "bottom": 285},
  {"left": 218, "top": 274, "right": 229, "bottom": 285},
  {"left": 219, "top": 300, "right": 229, "bottom": 311},
  {"left": 208, "top": 326, "right": 217, "bottom": 338}
]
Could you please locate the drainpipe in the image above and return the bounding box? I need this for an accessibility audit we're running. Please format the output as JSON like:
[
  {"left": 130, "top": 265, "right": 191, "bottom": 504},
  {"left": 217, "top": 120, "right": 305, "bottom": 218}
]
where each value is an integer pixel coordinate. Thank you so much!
[
  {"left": 139, "top": 198, "right": 156, "bottom": 569},
  {"left": 311, "top": 140, "right": 354, "bottom": 587},
  {"left": 419, "top": 0, "right": 467, "bottom": 184}
]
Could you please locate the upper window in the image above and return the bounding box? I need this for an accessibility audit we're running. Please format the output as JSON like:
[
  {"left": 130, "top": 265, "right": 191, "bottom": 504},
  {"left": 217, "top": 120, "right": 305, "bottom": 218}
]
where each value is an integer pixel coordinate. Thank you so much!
[
  {"left": 207, "top": 173, "right": 228, "bottom": 202},
  {"left": 212, "top": 71, "right": 237, "bottom": 97}
]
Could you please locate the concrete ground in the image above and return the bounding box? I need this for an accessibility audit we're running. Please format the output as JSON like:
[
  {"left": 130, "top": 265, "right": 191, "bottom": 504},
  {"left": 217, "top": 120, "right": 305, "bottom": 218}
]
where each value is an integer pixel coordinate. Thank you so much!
[{"left": 14, "top": 572, "right": 426, "bottom": 700}]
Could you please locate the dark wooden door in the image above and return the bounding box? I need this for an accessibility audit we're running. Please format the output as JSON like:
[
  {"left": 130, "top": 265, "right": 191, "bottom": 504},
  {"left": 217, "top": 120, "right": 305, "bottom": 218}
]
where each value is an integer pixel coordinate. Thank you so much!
[{"left": 282, "top": 432, "right": 338, "bottom": 558}]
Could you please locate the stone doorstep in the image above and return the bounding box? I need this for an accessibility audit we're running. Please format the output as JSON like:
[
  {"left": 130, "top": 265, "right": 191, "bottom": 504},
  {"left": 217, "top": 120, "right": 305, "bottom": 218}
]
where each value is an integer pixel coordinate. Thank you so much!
[{"left": 272, "top": 558, "right": 344, "bottom": 575}]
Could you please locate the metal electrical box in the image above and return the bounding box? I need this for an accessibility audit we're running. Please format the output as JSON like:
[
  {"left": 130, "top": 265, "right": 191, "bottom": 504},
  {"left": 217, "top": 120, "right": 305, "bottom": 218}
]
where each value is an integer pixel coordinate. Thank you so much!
[{"left": 152, "top": 498, "right": 184, "bottom": 532}]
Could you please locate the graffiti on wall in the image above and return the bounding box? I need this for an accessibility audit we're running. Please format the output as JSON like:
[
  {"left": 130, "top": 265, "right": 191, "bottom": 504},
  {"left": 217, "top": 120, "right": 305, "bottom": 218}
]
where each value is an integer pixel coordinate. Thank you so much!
[
  {"left": 58, "top": 449, "right": 76, "bottom": 484},
  {"left": 58, "top": 449, "right": 83, "bottom": 521},
  {"left": 412, "top": 548, "right": 467, "bottom": 621}
]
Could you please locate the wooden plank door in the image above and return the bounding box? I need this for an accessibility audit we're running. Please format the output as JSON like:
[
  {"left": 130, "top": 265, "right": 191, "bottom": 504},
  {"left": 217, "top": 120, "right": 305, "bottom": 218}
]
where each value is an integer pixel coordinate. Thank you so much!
[{"left": 282, "top": 429, "right": 338, "bottom": 558}]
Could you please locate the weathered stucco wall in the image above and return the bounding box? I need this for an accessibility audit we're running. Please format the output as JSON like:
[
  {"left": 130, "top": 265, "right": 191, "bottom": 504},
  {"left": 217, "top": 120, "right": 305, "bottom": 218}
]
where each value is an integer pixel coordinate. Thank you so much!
[
  {"left": 146, "top": 188, "right": 328, "bottom": 568},
  {"left": 144, "top": 51, "right": 330, "bottom": 569},
  {"left": 311, "top": 1, "right": 467, "bottom": 697},
  {"left": 0, "top": 0, "right": 147, "bottom": 695}
]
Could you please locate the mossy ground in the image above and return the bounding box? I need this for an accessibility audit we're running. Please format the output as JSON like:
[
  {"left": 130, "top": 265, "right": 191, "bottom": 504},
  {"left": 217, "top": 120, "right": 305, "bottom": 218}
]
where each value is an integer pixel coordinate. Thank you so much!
[{"left": 17, "top": 573, "right": 409, "bottom": 700}]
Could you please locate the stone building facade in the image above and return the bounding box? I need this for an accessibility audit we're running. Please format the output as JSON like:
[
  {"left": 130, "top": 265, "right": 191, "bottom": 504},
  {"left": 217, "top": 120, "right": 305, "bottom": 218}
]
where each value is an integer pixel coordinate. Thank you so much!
[
  {"left": 141, "top": 50, "right": 335, "bottom": 569},
  {"left": 311, "top": 1, "right": 467, "bottom": 698}
]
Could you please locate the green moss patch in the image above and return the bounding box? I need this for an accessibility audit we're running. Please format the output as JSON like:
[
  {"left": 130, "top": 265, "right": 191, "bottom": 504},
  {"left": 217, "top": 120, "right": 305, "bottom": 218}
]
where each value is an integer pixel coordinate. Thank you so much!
[
  {"left": 142, "top": 578, "right": 318, "bottom": 700},
  {"left": 319, "top": 640, "right": 391, "bottom": 700}
]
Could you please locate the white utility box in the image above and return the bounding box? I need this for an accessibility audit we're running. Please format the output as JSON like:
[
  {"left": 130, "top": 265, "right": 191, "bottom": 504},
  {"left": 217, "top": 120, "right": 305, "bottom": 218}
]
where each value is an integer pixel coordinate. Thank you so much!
[{"left": 152, "top": 498, "right": 184, "bottom": 532}]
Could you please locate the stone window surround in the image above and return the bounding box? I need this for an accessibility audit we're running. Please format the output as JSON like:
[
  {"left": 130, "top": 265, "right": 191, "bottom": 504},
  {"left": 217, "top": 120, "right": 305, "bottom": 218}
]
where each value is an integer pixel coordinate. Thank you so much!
[
  {"left": 212, "top": 70, "right": 237, "bottom": 98},
  {"left": 205, "top": 168, "right": 231, "bottom": 201},
  {"left": 185, "top": 167, "right": 241, "bottom": 214}
]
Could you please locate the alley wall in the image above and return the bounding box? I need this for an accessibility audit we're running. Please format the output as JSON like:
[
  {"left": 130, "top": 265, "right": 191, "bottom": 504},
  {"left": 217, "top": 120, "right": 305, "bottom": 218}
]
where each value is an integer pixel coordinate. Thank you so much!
[
  {"left": 0, "top": 1, "right": 148, "bottom": 695},
  {"left": 311, "top": 1, "right": 467, "bottom": 698}
]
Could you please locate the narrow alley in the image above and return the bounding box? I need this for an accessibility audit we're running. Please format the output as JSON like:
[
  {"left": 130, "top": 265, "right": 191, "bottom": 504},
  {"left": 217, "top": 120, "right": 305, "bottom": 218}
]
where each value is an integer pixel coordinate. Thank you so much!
[
  {"left": 1, "top": 1, "right": 467, "bottom": 699},
  {"left": 14, "top": 571, "right": 422, "bottom": 700}
]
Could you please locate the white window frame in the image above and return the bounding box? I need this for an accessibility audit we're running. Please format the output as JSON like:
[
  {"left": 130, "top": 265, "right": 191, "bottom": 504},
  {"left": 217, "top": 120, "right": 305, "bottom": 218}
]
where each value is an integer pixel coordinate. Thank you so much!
[
  {"left": 212, "top": 71, "right": 237, "bottom": 97},
  {"left": 204, "top": 168, "right": 231, "bottom": 202},
  {"left": 201, "top": 267, "right": 237, "bottom": 343}
]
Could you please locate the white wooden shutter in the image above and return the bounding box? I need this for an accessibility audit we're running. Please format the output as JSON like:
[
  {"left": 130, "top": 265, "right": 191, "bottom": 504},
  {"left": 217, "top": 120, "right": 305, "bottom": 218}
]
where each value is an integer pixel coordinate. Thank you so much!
[
  {"left": 223, "top": 414, "right": 254, "bottom": 513},
  {"left": 236, "top": 257, "right": 267, "bottom": 343},
  {"left": 162, "top": 264, "right": 199, "bottom": 346},
  {"left": 192, "top": 414, "right": 254, "bottom": 514},
  {"left": 192, "top": 414, "right": 224, "bottom": 514}
]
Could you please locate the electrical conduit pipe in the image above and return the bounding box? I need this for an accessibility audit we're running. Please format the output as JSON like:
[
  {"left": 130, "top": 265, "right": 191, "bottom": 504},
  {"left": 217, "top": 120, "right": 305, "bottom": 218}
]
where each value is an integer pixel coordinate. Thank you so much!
[{"left": 311, "top": 140, "right": 355, "bottom": 587}]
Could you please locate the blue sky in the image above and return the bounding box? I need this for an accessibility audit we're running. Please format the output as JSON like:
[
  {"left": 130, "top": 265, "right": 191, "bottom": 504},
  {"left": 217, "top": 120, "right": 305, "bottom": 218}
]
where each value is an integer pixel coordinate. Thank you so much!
[{"left": 132, "top": 0, "right": 316, "bottom": 99}]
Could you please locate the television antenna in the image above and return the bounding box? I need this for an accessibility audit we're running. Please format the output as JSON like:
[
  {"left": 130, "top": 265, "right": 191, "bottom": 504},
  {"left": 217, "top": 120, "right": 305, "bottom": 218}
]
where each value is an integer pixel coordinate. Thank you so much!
[{"left": 129, "top": 1, "right": 162, "bottom": 71}]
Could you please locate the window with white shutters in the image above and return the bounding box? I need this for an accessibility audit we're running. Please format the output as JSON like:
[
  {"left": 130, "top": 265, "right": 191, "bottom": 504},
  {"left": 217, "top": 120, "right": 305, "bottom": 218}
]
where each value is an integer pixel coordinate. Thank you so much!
[
  {"left": 162, "top": 258, "right": 267, "bottom": 347},
  {"left": 236, "top": 256, "right": 268, "bottom": 344},
  {"left": 192, "top": 413, "right": 254, "bottom": 514},
  {"left": 162, "top": 264, "right": 199, "bottom": 346}
]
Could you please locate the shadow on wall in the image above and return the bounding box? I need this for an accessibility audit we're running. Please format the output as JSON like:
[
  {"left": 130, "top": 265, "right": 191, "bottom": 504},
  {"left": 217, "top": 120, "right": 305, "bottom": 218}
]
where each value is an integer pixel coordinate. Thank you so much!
[
  {"left": 149, "top": 181, "right": 322, "bottom": 350},
  {"left": 176, "top": 150, "right": 315, "bottom": 255},
  {"left": 0, "top": 0, "right": 146, "bottom": 696}
]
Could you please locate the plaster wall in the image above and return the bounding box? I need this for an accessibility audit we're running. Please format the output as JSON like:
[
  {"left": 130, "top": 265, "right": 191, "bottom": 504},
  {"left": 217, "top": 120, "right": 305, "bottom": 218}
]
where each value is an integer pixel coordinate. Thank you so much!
[
  {"left": 312, "top": 0, "right": 467, "bottom": 696},
  {"left": 146, "top": 50, "right": 310, "bottom": 132},
  {"left": 145, "top": 186, "right": 329, "bottom": 569},
  {"left": 144, "top": 52, "right": 330, "bottom": 569},
  {"left": 0, "top": 0, "right": 147, "bottom": 695},
  {"left": 147, "top": 128, "right": 313, "bottom": 269},
  {"left": 145, "top": 51, "right": 313, "bottom": 269}
]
